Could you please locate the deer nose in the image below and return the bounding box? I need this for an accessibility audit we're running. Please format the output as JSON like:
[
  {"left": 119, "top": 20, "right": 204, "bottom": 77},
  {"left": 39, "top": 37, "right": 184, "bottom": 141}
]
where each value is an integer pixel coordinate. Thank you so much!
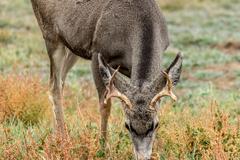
[
  {"left": 134, "top": 149, "right": 152, "bottom": 160},
  {"left": 136, "top": 155, "right": 151, "bottom": 160}
]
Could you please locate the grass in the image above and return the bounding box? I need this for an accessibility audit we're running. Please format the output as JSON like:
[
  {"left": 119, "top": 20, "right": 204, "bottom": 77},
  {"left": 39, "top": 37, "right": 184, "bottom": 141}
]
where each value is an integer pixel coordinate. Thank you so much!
[
  {"left": 0, "top": 0, "right": 239, "bottom": 159},
  {"left": 0, "top": 75, "right": 50, "bottom": 125}
]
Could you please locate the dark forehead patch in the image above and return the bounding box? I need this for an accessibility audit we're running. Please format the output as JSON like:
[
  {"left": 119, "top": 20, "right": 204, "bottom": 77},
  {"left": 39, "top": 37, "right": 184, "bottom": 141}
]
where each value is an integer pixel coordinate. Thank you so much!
[
  {"left": 132, "top": 108, "right": 153, "bottom": 120},
  {"left": 136, "top": 99, "right": 145, "bottom": 105}
]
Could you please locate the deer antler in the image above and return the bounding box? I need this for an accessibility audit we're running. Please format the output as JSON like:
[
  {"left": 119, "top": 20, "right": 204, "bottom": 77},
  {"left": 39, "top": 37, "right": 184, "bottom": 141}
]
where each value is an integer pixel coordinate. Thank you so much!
[
  {"left": 104, "top": 66, "right": 132, "bottom": 109},
  {"left": 149, "top": 71, "right": 177, "bottom": 111}
]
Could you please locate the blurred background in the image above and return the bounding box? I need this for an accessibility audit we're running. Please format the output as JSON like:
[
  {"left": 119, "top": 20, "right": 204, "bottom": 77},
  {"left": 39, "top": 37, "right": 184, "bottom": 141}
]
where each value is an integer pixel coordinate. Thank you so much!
[{"left": 0, "top": 0, "right": 239, "bottom": 159}]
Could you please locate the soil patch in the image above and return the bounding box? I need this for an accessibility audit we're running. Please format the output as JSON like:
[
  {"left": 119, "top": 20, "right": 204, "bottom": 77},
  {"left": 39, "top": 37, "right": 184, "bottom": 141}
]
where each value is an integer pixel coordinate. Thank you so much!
[
  {"left": 214, "top": 41, "right": 240, "bottom": 54},
  {"left": 184, "top": 62, "right": 240, "bottom": 90}
]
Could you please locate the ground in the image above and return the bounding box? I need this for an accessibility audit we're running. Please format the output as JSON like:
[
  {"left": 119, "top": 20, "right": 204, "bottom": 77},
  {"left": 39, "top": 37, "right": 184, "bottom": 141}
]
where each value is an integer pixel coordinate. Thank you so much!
[{"left": 0, "top": 0, "right": 239, "bottom": 159}]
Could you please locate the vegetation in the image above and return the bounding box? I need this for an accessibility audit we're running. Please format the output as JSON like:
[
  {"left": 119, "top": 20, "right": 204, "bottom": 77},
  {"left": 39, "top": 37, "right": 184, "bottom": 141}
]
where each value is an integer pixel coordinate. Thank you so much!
[
  {"left": 0, "top": 75, "right": 50, "bottom": 125},
  {"left": 0, "top": 0, "right": 239, "bottom": 159}
]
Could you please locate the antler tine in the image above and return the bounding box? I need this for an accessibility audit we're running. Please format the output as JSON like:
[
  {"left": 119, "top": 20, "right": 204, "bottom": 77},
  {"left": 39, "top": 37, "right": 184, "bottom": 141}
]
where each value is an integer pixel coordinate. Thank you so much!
[
  {"left": 109, "top": 66, "right": 121, "bottom": 86},
  {"left": 104, "top": 66, "right": 133, "bottom": 109},
  {"left": 149, "top": 71, "right": 177, "bottom": 111}
]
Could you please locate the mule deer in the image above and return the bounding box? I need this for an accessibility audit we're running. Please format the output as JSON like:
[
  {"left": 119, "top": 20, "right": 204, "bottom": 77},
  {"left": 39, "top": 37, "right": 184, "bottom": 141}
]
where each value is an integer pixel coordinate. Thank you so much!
[{"left": 31, "top": 0, "right": 182, "bottom": 159}]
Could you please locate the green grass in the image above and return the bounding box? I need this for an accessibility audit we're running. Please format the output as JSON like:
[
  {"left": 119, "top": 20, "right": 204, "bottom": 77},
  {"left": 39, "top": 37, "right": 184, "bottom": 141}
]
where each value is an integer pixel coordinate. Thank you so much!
[{"left": 0, "top": 0, "right": 239, "bottom": 159}]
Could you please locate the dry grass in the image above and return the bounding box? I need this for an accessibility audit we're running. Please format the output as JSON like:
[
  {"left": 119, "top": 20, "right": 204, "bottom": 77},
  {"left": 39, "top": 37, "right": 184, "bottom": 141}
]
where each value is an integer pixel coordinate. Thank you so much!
[
  {"left": 0, "top": 29, "right": 12, "bottom": 44},
  {"left": 0, "top": 76, "right": 239, "bottom": 159},
  {"left": 0, "top": 75, "right": 50, "bottom": 125},
  {"left": 156, "top": 102, "right": 240, "bottom": 159}
]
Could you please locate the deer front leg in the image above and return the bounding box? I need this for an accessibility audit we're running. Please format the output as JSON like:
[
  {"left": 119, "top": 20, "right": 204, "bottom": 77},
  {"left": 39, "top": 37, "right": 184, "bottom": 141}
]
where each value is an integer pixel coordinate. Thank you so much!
[
  {"left": 92, "top": 54, "right": 112, "bottom": 140},
  {"left": 46, "top": 41, "right": 66, "bottom": 136},
  {"left": 99, "top": 99, "right": 112, "bottom": 139}
]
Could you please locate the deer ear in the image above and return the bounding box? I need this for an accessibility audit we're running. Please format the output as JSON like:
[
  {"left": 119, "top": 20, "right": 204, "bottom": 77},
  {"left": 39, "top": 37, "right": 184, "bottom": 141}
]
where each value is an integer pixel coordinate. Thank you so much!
[
  {"left": 98, "top": 53, "right": 132, "bottom": 91},
  {"left": 98, "top": 53, "right": 133, "bottom": 109},
  {"left": 166, "top": 53, "right": 183, "bottom": 86},
  {"left": 98, "top": 53, "right": 112, "bottom": 86}
]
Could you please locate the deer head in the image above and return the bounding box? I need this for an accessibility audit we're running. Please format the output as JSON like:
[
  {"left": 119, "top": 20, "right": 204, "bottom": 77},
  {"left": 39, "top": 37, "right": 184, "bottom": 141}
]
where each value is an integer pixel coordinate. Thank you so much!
[{"left": 98, "top": 53, "right": 182, "bottom": 160}]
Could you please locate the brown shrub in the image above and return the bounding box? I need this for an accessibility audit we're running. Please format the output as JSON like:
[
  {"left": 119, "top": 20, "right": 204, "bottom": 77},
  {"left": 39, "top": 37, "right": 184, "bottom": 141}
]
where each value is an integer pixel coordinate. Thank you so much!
[
  {"left": 0, "top": 29, "right": 12, "bottom": 44},
  {"left": 0, "top": 75, "right": 50, "bottom": 125},
  {"left": 156, "top": 101, "right": 240, "bottom": 159},
  {"left": 0, "top": 98, "right": 239, "bottom": 159},
  {"left": 0, "top": 76, "right": 239, "bottom": 159}
]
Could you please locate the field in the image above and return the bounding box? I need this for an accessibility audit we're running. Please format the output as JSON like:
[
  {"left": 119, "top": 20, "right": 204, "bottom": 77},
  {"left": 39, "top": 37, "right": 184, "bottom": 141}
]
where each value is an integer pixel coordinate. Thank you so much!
[{"left": 0, "top": 0, "right": 240, "bottom": 159}]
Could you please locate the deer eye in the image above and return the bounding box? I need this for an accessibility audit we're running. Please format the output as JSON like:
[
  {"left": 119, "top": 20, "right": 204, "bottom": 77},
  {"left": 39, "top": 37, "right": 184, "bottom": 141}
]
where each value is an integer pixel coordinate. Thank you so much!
[
  {"left": 154, "top": 122, "right": 159, "bottom": 130},
  {"left": 125, "top": 123, "right": 139, "bottom": 135},
  {"left": 125, "top": 122, "right": 130, "bottom": 131},
  {"left": 146, "top": 123, "right": 154, "bottom": 135}
]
